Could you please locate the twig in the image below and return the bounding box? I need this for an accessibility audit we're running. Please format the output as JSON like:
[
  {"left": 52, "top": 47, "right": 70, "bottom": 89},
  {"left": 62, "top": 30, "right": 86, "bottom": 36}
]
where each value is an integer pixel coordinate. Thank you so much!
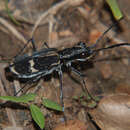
[
  {"left": 48, "top": 15, "right": 56, "bottom": 44},
  {"left": 0, "top": 17, "right": 27, "bottom": 44},
  {"left": 31, "top": 0, "right": 84, "bottom": 37}
]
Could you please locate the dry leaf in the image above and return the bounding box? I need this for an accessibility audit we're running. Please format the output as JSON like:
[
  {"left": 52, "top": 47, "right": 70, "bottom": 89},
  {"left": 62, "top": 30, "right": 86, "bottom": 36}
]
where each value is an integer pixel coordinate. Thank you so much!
[
  {"left": 90, "top": 94, "right": 130, "bottom": 130},
  {"left": 53, "top": 120, "right": 88, "bottom": 130}
]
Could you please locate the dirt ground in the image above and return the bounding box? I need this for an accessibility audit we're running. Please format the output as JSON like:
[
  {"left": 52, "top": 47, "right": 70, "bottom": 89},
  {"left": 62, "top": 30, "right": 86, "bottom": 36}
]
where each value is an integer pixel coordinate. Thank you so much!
[{"left": 0, "top": 0, "right": 130, "bottom": 130}]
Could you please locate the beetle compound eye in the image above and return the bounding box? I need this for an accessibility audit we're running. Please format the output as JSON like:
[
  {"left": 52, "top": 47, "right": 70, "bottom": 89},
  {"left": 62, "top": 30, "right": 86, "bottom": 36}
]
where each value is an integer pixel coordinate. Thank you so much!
[{"left": 82, "top": 53, "right": 85, "bottom": 56}]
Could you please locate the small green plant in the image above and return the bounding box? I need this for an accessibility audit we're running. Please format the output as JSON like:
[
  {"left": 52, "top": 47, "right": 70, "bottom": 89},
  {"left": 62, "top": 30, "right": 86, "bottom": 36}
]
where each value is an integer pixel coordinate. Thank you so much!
[
  {"left": 73, "top": 92, "right": 100, "bottom": 108},
  {"left": 0, "top": 93, "right": 62, "bottom": 129}
]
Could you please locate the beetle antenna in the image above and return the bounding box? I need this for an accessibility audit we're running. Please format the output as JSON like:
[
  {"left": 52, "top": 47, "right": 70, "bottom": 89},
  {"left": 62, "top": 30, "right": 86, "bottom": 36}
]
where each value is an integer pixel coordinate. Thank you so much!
[
  {"left": 90, "top": 18, "right": 123, "bottom": 48},
  {"left": 93, "top": 43, "right": 130, "bottom": 53}
]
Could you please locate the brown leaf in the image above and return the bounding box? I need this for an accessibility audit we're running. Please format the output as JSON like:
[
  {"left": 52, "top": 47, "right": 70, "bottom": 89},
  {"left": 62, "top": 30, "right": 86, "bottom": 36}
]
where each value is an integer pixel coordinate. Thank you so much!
[
  {"left": 59, "top": 30, "right": 73, "bottom": 37},
  {"left": 53, "top": 120, "right": 88, "bottom": 130},
  {"left": 89, "top": 30, "right": 102, "bottom": 44},
  {"left": 50, "top": 32, "right": 58, "bottom": 42},
  {"left": 115, "top": 83, "right": 130, "bottom": 95},
  {"left": 90, "top": 94, "right": 130, "bottom": 130},
  {"left": 99, "top": 63, "right": 112, "bottom": 79}
]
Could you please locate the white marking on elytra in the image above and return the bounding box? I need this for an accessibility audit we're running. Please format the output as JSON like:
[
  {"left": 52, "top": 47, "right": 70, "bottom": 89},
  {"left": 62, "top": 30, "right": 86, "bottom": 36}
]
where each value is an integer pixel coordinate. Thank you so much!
[
  {"left": 29, "top": 60, "right": 38, "bottom": 72},
  {"left": 10, "top": 66, "right": 19, "bottom": 75}
]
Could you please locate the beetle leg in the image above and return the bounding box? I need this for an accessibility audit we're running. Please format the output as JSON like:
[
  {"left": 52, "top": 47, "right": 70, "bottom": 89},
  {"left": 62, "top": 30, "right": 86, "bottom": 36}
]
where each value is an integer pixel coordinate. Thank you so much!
[{"left": 70, "top": 66, "right": 97, "bottom": 102}]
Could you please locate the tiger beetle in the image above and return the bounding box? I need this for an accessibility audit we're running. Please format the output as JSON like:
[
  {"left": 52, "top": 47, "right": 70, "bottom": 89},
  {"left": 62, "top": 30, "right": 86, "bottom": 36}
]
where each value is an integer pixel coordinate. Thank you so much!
[{"left": 5, "top": 19, "right": 130, "bottom": 117}]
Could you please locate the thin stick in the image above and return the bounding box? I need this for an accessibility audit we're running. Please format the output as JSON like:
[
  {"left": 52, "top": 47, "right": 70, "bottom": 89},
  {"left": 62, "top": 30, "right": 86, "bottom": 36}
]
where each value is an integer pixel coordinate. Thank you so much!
[
  {"left": 31, "top": 0, "right": 84, "bottom": 37},
  {"left": 0, "top": 17, "right": 26, "bottom": 44}
]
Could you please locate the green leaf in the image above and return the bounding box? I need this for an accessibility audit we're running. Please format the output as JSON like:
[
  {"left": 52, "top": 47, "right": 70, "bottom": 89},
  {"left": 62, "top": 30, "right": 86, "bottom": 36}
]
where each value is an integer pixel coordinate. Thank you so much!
[
  {"left": 42, "top": 98, "right": 62, "bottom": 111},
  {"left": 72, "top": 95, "right": 79, "bottom": 100},
  {"left": 30, "top": 104, "right": 45, "bottom": 129},
  {"left": 0, "top": 93, "right": 36, "bottom": 103},
  {"left": 79, "top": 92, "right": 91, "bottom": 100},
  {"left": 81, "top": 101, "right": 87, "bottom": 106},
  {"left": 87, "top": 102, "right": 97, "bottom": 108},
  {"left": 93, "top": 96, "right": 100, "bottom": 102},
  {"left": 106, "top": 0, "right": 123, "bottom": 20}
]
